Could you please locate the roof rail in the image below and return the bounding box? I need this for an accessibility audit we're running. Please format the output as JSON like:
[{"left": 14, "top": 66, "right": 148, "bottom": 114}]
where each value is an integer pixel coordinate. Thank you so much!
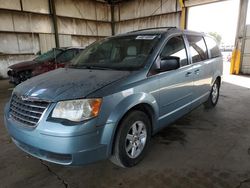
[{"left": 128, "top": 27, "right": 177, "bottom": 33}]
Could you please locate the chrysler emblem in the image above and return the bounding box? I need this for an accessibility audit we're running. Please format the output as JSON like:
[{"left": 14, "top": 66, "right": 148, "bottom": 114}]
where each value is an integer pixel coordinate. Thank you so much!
[{"left": 20, "top": 95, "right": 29, "bottom": 101}]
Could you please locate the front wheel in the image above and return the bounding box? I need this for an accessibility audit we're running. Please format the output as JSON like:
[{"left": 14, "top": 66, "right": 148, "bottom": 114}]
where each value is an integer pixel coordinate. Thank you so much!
[
  {"left": 204, "top": 79, "right": 220, "bottom": 108},
  {"left": 110, "top": 111, "right": 151, "bottom": 168}
]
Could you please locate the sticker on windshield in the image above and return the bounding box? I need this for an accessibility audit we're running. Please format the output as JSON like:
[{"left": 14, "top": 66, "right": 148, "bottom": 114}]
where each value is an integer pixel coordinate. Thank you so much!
[{"left": 136, "top": 35, "right": 156, "bottom": 40}]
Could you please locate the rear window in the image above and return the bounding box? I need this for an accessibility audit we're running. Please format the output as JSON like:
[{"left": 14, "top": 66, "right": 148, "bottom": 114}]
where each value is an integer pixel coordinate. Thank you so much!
[
  {"left": 204, "top": 36, "right": 222, "bottom": 58},
  {"left": 186, "top": 35, "right": 208, "bottom": 63}
]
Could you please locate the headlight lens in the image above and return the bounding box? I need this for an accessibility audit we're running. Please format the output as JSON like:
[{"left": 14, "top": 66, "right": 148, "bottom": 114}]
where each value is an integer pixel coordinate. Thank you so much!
[
  {"left": 52, "top": 99, "right": 102, "bottom": 122},
  {"left": 7, "top": 69, "right": 13, "bottom": 76}
]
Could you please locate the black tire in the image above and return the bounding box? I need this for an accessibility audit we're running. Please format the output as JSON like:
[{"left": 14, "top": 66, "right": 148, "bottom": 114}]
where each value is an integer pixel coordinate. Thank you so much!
[
  {"left": 110, "top": 110, "right": 151, "bottom": 168},
  {"left": 204, "top": 79, "right": 220, "bottom": 109}
]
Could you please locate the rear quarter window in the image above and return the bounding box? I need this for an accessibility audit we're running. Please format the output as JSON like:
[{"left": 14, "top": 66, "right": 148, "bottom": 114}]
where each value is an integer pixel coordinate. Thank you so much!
[{"left": 204, "top": 36, "right": 222, "bottom": 58}]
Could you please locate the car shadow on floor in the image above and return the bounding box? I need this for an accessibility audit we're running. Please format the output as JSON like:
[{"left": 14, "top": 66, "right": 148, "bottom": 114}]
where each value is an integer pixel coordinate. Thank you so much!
[{"left": 153, "top": 125, "right": 187, "bottom": 146}]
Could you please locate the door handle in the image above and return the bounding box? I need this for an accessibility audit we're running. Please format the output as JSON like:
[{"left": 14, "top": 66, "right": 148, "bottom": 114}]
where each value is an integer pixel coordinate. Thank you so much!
[
  {"left": 185, "top": 72, "right": 192, "bottom": 77},
  {"left": 194, "top": 69, "right": 200, "bottom": 74}
]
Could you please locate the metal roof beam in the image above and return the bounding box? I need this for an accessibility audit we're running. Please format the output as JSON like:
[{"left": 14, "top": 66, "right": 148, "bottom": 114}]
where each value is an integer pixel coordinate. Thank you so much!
[{"left": 185, "top": 0, "right": 229, "bottom": 7}]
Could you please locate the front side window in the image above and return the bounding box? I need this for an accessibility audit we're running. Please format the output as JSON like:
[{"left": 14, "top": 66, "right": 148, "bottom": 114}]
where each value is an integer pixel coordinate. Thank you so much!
[
  {"left": 161, "top": 36, "right": 188, "bottom": 67},
  {"left": 35, "top": 49, "right": 63, "bottom": 62},
  {"left": 186, "top": 35, "right": 208, "bottom": 63},
  {"left": 70, "top": 35, "right": 160, "bottom": 70}
]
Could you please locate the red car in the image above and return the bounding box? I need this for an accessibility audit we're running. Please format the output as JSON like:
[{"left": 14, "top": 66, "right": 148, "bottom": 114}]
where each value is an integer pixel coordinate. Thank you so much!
[{"left": 7, "top": 47, "right": 84, "bottom": 85}]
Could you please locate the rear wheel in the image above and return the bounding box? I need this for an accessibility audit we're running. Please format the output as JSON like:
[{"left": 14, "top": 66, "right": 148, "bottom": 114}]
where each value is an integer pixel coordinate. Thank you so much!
[
  {"left": 204, "top": 79, "right": 220, "bottom": 108},
  {"left": 110, "top": 111, "right": 151, "bottom": 167}
]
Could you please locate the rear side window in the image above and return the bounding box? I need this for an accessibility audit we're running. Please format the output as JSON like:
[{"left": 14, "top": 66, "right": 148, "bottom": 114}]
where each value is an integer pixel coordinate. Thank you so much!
[
  {"left": 204, "top": 36, "right": 222, "bottom": 58},
  {"left": 186, "top": 35, "right": 208, "bottom": 63},
  {"left": 161, "top": 36, "right": 188, "bottom": 67}
]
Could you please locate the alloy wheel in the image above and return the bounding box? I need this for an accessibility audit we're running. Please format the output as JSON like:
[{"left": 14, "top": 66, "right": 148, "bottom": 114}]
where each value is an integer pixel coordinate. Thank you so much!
[{"left": 125, "top": 121, "right": 147, "bottom": 159}]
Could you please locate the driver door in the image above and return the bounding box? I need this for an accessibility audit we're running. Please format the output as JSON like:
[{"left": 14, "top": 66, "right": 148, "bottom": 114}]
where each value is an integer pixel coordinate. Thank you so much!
[{"left": 157, "top": 35, "right": 194, "bottom": 127}]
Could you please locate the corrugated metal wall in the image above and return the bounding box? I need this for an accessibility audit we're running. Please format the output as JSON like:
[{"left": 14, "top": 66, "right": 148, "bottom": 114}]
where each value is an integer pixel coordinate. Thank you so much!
[
  {"left": 0, "top": 0, "right": 181, "bottom": 78},
  {"left": 55, "top": 0, "right": 111, "bottom": 47},
  {"left": 0, "top": 0, "right": 52, "bottom": 78},
  {"left": 241, "top": 25, "right": 250, "bottom": 74},
  {"left": 0, "top": 0, "right": 111, "bottom": 78},
  {"left": 114, "top": 0, "right": 181, "bottom": 34}
]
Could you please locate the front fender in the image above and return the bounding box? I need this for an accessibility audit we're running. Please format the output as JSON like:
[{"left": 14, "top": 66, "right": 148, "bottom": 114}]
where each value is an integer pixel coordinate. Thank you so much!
[
  {"left": 100, "top": 92, "right": 159, "bottom": 156},
  {"left": 107, "top": 92, "right": 159, "bottom": 124}
]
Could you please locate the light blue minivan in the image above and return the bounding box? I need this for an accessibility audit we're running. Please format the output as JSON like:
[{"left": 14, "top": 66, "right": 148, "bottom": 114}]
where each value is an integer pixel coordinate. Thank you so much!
[{"left": 4, "top": 27, "right": 223, "bottom": 167}]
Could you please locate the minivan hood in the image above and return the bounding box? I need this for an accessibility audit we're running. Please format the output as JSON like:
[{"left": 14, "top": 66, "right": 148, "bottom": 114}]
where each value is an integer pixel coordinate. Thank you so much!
[{"left": 14, "top": 68, "right": 131, "bottom": 101}]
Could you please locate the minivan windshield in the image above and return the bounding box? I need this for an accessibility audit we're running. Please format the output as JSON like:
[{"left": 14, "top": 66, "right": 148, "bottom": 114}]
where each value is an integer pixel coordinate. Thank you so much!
[
  {"left": 35, "top": 49, "right": 63, "bottom": 62},
  {"left": 70, "top": 35, "right": 160, "bottom": 70}
]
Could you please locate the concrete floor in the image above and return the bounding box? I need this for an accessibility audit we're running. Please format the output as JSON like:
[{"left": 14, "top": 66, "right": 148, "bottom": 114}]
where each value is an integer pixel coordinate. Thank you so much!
[{"left": 1, "top": 63, "right": 250, "bottom": 188}]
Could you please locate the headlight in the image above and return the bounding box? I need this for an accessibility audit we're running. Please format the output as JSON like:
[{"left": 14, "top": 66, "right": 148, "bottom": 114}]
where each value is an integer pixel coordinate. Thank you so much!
[
  {"left": 7, "top": 69, "right": 13, "bottom": 76},
  {"left": 52, "top": 99, "right": 102, "bottom": 122}
]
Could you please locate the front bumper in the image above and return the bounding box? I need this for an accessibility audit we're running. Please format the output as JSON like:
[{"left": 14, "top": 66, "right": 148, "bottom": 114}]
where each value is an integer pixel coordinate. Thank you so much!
[
  {"left": 4, "top": 103, "right": 114, "bottom": 166},
  {"left": 8, "top": 76, "right": 19, "bottom": 85}
]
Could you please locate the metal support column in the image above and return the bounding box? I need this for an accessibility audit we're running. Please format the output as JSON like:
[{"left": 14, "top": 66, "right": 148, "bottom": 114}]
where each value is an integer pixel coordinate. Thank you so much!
[
  {"left": 179, "top": 0, "right": 187, "bottom": 29},
  {"left": 49, "top": 0, "right": 60, "bottom": 48},
  {"left": 231, "top": 0, "right": 249, "bottom": 75},
  {"left": 110, "top": 3, "right": 115, "bottom": 36}
]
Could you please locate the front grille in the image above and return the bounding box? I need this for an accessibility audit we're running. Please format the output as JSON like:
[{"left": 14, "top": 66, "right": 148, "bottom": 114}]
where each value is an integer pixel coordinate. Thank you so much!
[{"left": 9, "top": 94, "right": 49, "bottom": 127}]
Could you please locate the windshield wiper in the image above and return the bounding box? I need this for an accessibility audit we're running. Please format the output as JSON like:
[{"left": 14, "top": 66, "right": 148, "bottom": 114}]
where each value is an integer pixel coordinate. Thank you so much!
[{"left": 68, "top": 65, "right": 114, "bottom": 70}]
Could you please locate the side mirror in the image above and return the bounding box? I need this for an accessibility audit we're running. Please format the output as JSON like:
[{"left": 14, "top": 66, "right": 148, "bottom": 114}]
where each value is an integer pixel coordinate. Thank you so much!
[{"left": 158, "top": 56, "right": 180, "bottom": 72}]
